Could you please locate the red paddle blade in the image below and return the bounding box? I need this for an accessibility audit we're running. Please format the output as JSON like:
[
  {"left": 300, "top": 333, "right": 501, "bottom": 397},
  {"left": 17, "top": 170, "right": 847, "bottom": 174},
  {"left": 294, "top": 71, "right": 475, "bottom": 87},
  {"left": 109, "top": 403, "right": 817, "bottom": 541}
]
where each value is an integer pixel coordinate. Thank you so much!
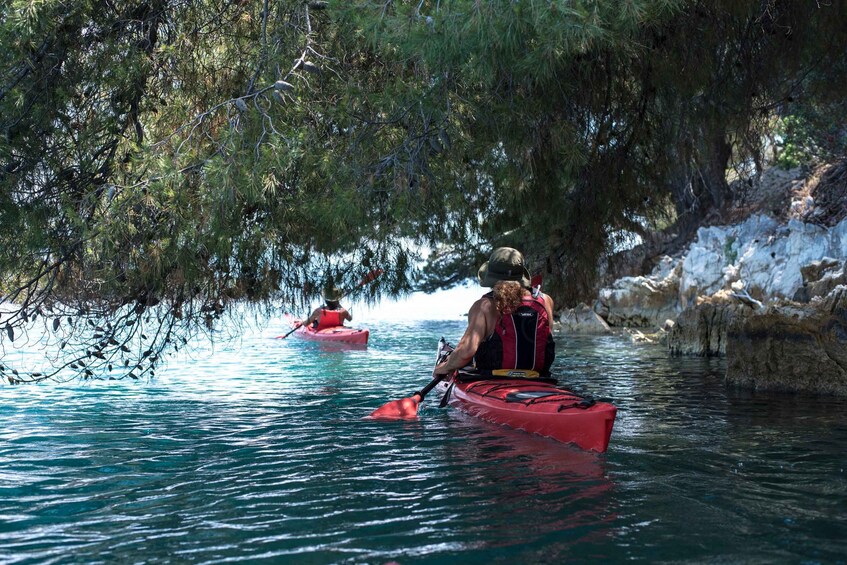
[
  {"left": 368, "top": 394, "right": 421, "bottom": 420},
  {"left": 530, "top": 273, "right": 543, "bottom": 288},
  {"left": 358, "top": 268, "right": 384, "bottom": 286}
]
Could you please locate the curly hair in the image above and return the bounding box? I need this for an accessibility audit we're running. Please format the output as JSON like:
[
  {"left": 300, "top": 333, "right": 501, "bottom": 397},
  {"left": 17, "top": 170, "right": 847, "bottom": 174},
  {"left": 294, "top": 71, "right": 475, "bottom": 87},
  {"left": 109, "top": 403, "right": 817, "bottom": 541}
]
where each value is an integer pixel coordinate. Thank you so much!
[{"left": 492, "top": 281, "right": 524, "bottom": 314}]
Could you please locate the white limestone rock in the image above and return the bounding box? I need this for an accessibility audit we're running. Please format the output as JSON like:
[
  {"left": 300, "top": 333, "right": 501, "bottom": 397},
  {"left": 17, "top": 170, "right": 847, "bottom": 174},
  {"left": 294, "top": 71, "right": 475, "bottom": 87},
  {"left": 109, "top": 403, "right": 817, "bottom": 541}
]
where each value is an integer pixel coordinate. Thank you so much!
[
  {"left": 559, "top": 303, "right": 612, "bottom": 334},
  {"left": 598, "top": 259, "right": 682, "bottom": 327}
]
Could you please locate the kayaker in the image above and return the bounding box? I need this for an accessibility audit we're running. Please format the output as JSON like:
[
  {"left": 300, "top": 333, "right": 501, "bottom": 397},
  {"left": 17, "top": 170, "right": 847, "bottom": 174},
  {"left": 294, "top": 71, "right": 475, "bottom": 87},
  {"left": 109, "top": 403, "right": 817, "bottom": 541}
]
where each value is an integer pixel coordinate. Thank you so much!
[
  {"left": 434, "top": 247, "right": 555, "bottom": 377},
  {"left": 301, "top": 286, "right": 353, "bottom": 330}
]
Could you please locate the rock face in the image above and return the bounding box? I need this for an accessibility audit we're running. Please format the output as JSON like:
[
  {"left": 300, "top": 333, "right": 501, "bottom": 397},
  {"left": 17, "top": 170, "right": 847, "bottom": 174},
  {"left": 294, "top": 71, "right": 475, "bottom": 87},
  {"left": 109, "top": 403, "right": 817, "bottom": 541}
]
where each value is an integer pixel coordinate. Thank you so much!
[
  {"left": 597, "top": 257, "right": 681, "bottom": 327},
  {"left": 579, "top": 163, "right": 847, "bottom": 395},
  {"left": 558, "top": 303, "right": 612, "bottom": 334},
  {"left": 593, "top": 215, "right": 847, "bottom": 330},
  {"left": 793, "top": 259, "right": 847, "bottom": 302},
  {"left": 679, "top": 215, "right": 847, "bottom": 305},
  {"left": 725, "top": 288, "right": 847, "bottom": 395},
  {"left": 667, "top": 293, "right": 750, "bottom": 356}
]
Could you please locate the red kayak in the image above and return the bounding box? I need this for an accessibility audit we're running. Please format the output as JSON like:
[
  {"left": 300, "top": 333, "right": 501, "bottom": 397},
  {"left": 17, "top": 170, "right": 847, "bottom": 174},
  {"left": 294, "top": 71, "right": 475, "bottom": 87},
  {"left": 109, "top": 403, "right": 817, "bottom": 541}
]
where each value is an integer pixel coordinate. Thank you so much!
[
  {"left": 435, "top": 341, "right": 616, "bottom": 452},
  {"left": 283, "top": 318, "right": 369, "bottom": 345}
]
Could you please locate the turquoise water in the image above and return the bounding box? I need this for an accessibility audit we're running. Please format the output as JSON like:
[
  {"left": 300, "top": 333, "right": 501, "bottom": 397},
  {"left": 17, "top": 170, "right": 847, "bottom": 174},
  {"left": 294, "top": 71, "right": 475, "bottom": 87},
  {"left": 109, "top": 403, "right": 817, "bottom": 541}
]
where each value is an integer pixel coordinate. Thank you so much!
[{"left": 1, "top": 318, "right": 846, "bottom": 564}]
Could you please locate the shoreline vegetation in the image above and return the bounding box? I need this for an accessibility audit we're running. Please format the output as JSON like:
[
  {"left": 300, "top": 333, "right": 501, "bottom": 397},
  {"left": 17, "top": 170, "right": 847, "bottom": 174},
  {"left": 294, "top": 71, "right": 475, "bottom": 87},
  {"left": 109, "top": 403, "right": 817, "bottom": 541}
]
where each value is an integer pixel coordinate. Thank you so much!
[{"left": 2, "top": 2, "right": 847, "bottom": 387}]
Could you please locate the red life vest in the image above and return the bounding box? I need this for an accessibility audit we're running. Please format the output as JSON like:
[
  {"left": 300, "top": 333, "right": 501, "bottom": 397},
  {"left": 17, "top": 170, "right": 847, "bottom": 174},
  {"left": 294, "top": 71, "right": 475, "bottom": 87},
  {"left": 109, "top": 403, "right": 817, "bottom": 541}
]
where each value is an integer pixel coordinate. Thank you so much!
[
  {"left": 474, "top": 291, "right": 555, "bottom": 374},
  {"left": 315, "top": 308, "right": 344, "bottom": 330}
]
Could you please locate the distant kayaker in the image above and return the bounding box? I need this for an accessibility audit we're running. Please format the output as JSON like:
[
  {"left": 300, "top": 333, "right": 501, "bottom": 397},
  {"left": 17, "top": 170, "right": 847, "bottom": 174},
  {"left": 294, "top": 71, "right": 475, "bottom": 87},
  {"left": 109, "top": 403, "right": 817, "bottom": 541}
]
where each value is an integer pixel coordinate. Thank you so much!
[
  {"left": 301, "top": 286, "right": 353, "bottom": 330},
  {"left": 434, "top": 247, "right": 555, "bottom": 377}
]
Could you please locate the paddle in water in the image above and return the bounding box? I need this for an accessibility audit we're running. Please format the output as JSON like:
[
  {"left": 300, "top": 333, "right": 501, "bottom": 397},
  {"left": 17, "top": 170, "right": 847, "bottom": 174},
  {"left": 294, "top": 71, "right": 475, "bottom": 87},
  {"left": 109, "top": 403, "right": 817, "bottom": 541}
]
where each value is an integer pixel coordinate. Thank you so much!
[
  {"left": 368, "top": 375, "right": 444, "bottom": 419},
  {"left": 369, "top": 338, "right": 449, "bottom": 420}
]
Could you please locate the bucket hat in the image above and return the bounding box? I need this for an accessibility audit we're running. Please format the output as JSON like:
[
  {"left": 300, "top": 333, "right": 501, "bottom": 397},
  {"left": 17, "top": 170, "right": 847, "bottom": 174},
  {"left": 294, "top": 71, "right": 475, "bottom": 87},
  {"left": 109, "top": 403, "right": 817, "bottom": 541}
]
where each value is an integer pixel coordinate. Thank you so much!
[
  {"left": 477, "top": 247, "right": 531, "bottom": 288},
  {"left": 322, "top": 286, "right": 342, "bottom": 302}
]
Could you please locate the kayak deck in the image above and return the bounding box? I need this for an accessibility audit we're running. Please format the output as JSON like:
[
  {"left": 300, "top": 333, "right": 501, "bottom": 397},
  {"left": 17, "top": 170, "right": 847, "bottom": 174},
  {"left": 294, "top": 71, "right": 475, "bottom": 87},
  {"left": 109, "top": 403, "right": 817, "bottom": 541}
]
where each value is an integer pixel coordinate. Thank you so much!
[
  {"left": 299, "top": 325, "right": 369, "bottom": 344},
  {"left": 436, "top": 377, "right": 616, "bottom": 452},
  {"left": 284, "top": 318, "right": 369, "bottom": 345}
]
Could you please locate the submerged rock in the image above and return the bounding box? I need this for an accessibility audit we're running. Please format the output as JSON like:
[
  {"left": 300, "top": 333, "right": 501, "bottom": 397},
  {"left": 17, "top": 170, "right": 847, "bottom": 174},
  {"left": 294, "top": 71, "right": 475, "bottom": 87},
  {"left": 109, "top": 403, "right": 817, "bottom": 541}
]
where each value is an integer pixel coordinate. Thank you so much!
[
  {"left": 626, "top": 327, "right": 668, "bottom": 345},
  {"left": 725, "top": 288, "right": 847, "bottom": 395}
]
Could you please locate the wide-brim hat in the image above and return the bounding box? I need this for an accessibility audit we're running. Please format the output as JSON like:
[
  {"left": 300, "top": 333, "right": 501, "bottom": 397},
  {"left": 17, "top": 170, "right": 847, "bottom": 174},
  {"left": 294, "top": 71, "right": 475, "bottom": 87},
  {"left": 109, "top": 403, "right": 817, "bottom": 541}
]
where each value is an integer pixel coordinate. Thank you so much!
[
  {"left": 321, "top": 286, "right": 342, "bottom": 301},
  {"left": 477, "top": 247, "right": 531, "bottom": 288}
]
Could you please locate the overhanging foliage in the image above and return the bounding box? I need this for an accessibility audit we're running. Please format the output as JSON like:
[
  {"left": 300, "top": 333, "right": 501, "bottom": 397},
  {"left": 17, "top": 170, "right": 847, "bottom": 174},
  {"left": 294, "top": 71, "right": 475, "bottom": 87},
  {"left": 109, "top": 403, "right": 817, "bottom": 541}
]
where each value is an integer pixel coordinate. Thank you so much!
[{"left": 1, "top": 0, "right": 846, "bottom": 381}]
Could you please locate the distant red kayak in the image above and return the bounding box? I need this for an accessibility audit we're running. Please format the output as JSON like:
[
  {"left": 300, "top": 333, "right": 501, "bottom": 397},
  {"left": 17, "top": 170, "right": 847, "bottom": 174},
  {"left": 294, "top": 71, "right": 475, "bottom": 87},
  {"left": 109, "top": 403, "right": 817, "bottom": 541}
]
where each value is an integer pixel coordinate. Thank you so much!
[{"left": 282, "top": 319, "right": 369, "bottom": 345}]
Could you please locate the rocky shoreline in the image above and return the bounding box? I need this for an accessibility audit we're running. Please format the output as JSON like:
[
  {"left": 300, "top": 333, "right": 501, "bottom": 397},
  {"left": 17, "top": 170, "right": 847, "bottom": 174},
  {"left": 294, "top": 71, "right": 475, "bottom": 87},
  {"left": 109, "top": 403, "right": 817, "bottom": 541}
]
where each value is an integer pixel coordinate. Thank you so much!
[{"left": 558, "top": 165, "right": 847, "bottom": 396}]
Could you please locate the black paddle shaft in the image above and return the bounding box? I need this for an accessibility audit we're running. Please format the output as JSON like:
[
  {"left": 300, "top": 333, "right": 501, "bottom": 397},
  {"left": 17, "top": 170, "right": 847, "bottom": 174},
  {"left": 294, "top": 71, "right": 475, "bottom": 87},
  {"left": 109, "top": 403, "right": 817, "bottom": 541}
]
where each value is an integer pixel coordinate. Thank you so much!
[
  {"left": 411, "top": 337, "right": 452, "bottom": 400},
  {"left": 414, "top": 374, "right": 445, "bottom": 401},
  {"left": 280, "top": 323, "right": 301, "bottom": 339}
]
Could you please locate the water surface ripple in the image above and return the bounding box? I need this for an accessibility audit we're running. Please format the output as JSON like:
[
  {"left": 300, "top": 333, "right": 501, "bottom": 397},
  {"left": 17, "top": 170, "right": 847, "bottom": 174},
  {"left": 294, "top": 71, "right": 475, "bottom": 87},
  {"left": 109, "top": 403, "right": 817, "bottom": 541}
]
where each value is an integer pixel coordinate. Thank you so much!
[{"left": 1, "top": 319, "right": 845, "bottom": 563}]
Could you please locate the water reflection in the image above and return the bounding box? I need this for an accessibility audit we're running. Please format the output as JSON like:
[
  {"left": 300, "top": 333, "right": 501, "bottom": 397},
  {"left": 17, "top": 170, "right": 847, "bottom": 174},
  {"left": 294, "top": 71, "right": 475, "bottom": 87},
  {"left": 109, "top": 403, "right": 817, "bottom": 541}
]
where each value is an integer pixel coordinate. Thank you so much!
[{"left": 430, "top": 412, "right": 617, "bottom": 559}]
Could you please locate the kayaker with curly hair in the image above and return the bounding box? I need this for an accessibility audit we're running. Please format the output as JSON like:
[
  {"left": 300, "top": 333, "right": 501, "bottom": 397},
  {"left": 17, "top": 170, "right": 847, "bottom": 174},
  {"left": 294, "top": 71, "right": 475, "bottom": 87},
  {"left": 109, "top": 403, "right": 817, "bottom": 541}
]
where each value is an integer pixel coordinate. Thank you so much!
[
  {"left": 302, "top": 286, "right": 353, "bottom": 330},
  {"left": 434, "top": 247, "right": 555, "bottom": 378}
]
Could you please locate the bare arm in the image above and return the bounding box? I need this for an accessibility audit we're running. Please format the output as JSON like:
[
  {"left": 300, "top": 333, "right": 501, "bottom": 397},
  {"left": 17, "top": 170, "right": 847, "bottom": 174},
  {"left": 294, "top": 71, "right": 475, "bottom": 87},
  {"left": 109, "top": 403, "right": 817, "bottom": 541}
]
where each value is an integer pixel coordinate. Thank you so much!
[
  {"left": 543, "top": 292, "right": 554, "bottom": 322},
  {"left": 434, "top": 297, "right": 495, "bottom": 376},
  {"left": 302, "top": 307, "right": 321, "bottom": 327},
  {"left": 341, "top": 307, "right": 352, "bottom": 322}
]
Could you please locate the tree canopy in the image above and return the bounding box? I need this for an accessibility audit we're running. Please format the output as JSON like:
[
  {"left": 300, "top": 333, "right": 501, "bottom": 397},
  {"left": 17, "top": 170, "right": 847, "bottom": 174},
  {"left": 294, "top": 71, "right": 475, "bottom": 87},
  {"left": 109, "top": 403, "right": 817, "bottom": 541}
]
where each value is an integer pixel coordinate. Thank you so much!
[
  {"left": 344, "top": 0, "right": 847, "bottom": 298},
  {"left": 1, "top": 0, "right": 846, "bottom": 381}
]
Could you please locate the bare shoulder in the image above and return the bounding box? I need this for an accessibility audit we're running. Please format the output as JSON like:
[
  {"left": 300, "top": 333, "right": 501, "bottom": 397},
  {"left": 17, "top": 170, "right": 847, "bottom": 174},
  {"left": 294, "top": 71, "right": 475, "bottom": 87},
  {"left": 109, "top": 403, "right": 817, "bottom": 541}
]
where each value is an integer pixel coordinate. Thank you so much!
[
  {"left": 539, "top": 292, "right": 555, "bottom": 320},
  {"left": 469, "top": 295, "right": 496, "bottom": 316},
  {"left": 468, "top": 295, "right": 498, "bottom": 337}
]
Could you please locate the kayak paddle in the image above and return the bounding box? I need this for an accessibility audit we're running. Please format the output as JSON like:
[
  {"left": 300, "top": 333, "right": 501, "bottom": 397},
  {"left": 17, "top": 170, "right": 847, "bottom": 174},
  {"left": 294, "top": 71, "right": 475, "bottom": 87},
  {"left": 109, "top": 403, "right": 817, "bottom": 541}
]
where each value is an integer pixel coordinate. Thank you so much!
[
  {"left": 368, "top": 374, "right": 445, "bottom": 420},
  {"left": 530, "top": 272, "right": 543, "bottom": 289},
  {"left": 368, "top": 338, "right": 449, "bottom": 420},
  {"left": 346, "top": 268, "right": 383, "bottom": 297},
  {"left": 278, "top": 322, "right": 303, "bottom": 340}
]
